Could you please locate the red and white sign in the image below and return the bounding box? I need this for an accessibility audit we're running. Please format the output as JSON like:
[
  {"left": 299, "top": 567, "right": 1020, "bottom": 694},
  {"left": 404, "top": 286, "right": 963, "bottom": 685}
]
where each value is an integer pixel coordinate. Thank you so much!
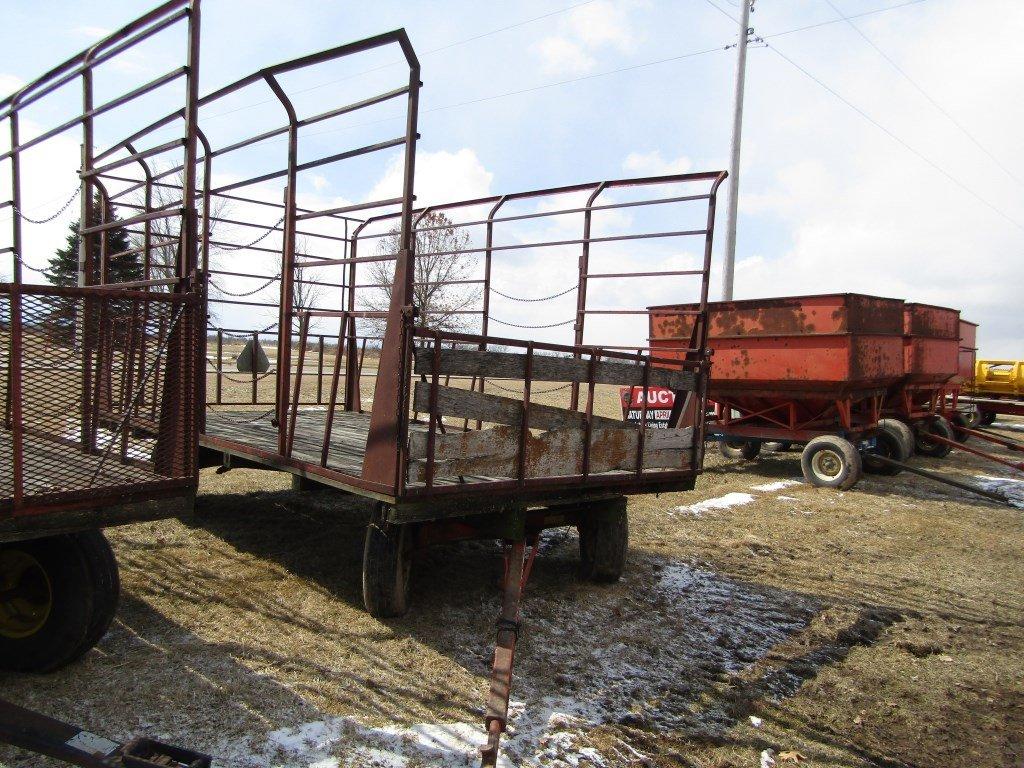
[{"left": 619, "top": 386, "right": 676, "bottom": 428}]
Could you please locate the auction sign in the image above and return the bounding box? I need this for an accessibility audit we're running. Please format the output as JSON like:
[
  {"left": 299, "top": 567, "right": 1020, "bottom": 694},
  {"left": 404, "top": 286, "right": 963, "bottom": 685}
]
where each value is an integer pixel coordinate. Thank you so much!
[{"left": 619, "top": 386, "right": 676, "bottom": 428}]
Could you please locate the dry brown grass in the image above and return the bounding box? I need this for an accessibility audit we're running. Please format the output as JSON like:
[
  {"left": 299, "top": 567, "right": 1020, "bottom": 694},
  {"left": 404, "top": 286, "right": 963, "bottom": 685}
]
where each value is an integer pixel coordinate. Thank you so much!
[{"left": 0, "top": 397, "right": 1021, "bottom": 767}]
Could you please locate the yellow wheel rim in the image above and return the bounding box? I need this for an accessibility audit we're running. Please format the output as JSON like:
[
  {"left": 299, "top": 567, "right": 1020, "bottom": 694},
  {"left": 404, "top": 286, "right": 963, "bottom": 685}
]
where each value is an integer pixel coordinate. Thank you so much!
[{"left": 0, "top": 549, "right": 53, "bottom": 639}]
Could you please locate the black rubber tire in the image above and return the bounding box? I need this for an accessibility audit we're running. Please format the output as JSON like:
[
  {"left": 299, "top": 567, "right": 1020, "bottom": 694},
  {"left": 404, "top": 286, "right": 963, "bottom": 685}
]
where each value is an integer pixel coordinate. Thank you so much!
[
  {"left": 863, "top": 422, "right": 909, "bottom": 475},
  {"left": 880, "top": 418, "right": 915, "bottom": 459},
  {"left": 950, "top": 412, "right": 972, "bottom": 444},
  {"left": 961, "top": 407, "right": 982, "bottom": 429},
  {"left": 914, "top": 416, "right": 955, "bottom": 458},
  {"left": 763, "top": 441, "right": 793, "bottom": 453},
  {"left": 0, "top": 535, "right": 96, "bottom": 673},
  {"left": 578, "top": 497, "right": 629, "bottom": 583},
  {"left": 719, "top": 439, "right": 761, "bottom": 461},
  {"left": 980, "top": 410, "right": 997, "bottom": 426},
  {"left": 800, "top": 436, "right": 863, "bottom": 490},
  {"left": 70, "top": 531, "right": 120, "bottom": 663},
  {"left": 362, "top": 505, "right": 412, "bottom": 618}
]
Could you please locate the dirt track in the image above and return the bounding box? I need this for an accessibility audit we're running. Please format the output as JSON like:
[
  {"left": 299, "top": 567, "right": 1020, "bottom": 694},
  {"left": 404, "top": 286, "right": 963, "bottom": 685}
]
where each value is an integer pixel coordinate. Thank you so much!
[{"left": 1, "top": 419, "right": 1022, "bottom": 768}]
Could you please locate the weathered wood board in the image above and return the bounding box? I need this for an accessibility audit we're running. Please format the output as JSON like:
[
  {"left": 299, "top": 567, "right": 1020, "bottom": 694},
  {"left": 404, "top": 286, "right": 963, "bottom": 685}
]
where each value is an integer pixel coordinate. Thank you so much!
[
  {"left": 413, "top": 348, "right": 696, "bottom": 391},
  {"left": 412, "top": 382, "right": 624, "bottom": 431},
  {"left": 408, "top": 424, "right": 693, "bottom": 483}
]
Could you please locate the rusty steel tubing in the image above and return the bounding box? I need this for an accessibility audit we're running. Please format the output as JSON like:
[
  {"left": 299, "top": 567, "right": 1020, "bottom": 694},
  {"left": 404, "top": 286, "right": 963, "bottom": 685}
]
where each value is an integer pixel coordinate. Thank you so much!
[{"left": 481, "top": 537, "right": 527, "bottom": 768}]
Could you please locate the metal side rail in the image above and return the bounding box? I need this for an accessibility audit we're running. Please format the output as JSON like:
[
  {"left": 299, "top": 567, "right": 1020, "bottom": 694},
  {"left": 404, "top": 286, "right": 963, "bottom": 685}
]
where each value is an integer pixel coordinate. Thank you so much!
[
  {"left": 0, "top": 699, "right": 211, "bottom": 768},
  {"left": 866, "top": 455, "right": 1013, "bottom": 506}
]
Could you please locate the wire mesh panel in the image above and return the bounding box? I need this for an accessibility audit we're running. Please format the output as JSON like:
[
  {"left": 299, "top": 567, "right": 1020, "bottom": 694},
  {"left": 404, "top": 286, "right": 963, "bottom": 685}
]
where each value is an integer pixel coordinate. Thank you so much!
[{"left": 0, "top": 284, "right": 199, "bottom": 514}]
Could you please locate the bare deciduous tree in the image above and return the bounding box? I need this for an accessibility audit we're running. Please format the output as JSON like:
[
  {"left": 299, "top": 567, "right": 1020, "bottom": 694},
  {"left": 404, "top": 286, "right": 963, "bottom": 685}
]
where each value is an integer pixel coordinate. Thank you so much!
[{"left": 364, "top": 212, "right": 479, "bottom": 336}]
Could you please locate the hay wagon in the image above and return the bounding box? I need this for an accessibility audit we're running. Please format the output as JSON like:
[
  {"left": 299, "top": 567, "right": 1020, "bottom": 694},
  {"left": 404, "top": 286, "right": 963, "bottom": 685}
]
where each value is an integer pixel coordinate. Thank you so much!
[
  {"left": 2, "top": 1, "right": 727, "bottom": 763},
  {"left": 184, "top": 31, "right": 725, "bottom": 760}
]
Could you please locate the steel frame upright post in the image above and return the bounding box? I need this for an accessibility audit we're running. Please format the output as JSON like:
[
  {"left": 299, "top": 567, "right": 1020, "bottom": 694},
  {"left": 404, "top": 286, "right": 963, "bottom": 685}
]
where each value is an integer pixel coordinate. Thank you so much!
[{"left": 361, "top": 46, "right": 420, "bottom": 493}]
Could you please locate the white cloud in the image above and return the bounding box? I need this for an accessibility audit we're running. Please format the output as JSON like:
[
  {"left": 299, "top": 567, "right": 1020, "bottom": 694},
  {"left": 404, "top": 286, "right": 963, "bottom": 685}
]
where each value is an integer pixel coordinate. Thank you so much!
[
  {"left": 534, "top": 37, "right": 595, "bottom": 77},
  {"left": 565, "top": 0, "right": 637, "bottom": 52},
  {"left": 0, "top": 73, "right": 24, "bottom": 98},
  {"left": 727, "top": 1, "right": 1024, "bottom": 357},
  {"left": 623, "top": 151, "right": 692, "bottom": 176},
  {"left": 310, "top": 174, "right": 329, "bottom": 192},
  {"left": 73, "top": 25, "right": 112, "bottom": 40},
  {"left": 534, "top": 0, "right": 640, "bottom": 75},
  {"left": 368, "top": 148, "right": 493, "bottom": 208}
]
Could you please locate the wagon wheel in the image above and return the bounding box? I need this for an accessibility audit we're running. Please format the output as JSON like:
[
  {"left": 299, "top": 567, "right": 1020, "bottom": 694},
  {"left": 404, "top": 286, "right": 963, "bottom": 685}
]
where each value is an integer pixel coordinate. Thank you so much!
[
  {"left": 578, "top": 497, "right": 629, "bottom": 583},
  {"left": 879, "top": 418, "right": 915, "bottom": 459},
  {"left": 800, "top": 436, "right": 862, "bottom": 490},
  {"left": 763, "top": 441, "right": 793, "bottom": 453},
  {"left": 362, "top": 504, "right": 413, "bottom": 618},
  {"left": 914, "top": 416, "right": 955, "bottom": 458},
  {"left": 0, "top": 531, "right": 119, "bottom": 673},
  {"left": 980, "top": 410, "right": 997, "bottom": 426},
  {"left": 719, "top": 438, "right": 761, "bottom": 461},
  {"left": 950, "top": 412, "right": 973, "bottom": 443},
  {"left": 863, "top": 421, "right": 910, "bottom": 476}
]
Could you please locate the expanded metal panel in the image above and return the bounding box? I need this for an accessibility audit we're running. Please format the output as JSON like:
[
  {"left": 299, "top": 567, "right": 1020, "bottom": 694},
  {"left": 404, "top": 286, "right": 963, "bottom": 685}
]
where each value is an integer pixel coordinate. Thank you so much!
[{"left": 0, "top": 285, "right": 198, "bottom": 513}]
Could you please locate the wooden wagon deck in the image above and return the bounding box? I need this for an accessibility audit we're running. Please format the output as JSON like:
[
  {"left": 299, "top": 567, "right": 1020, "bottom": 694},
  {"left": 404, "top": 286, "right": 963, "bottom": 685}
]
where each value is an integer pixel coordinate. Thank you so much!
[{"left": 203, "top": 409, "right": 380, "bottom": 476}]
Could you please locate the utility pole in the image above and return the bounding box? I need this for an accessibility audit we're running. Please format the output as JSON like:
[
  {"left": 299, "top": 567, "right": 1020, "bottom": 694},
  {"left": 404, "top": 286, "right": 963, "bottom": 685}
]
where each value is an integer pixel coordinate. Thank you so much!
[{"left": 721, "top": 0, "right": 752, "bottom": 301}]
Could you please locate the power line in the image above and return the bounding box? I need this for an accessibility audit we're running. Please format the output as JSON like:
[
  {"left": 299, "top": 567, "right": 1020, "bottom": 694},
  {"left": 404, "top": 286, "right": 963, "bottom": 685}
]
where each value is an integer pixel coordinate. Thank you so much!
[
  {"left": 823, "top": 0, "right": 1024, "bottom": 189},
  {"left": 204, "top": 0, "right": 598, "bottom": 121},
  {"left": 764, "top": 43, "right": 1024, "bottom": 233}
]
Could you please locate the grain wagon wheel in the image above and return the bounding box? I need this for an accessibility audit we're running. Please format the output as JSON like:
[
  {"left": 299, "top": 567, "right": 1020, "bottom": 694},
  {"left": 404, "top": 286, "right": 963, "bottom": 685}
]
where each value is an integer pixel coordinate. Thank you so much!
[
  {"left": 0, "top": 531, "right": 119, "bottom": 673},
  {"left": 980, "top": 410, "right": 997, "bottom": 426},
  {"left": 577, "top": 497, "right": 629, "bottom": 583},
  {"left": 914, "top": 416, "right": 955, "bottom": 458},
  {"left": 800, "top": 435, "right": 863, "bottom": 490},
  {"left": 362, "top": 504, "right": 413, "bottom": 618},
  {"left": 950, "top": 412, "right": 974, "bottom": 443},
  {"left": 719, "top": 438, "right": 761, "bottom": 461},
  {"left": 880, "top": 418, "right": 915, "bottom": 459},
  {"left": 863, "top": 420, "right": 910, "bottom": 476},
  {"left": 763, "top": 441, "right": 793, "bottom": 453}
]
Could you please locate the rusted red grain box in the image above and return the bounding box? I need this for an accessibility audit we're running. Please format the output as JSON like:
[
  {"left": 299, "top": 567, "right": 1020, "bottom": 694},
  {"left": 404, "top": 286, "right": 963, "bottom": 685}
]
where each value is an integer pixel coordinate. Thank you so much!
[
  {"left": 957, "top": 319, "right": 978, "bottom": 386},
  {"left": 901, "top": 303, "right": 960, "bottom": 385},
  {"left": 648, "top": 293, "right": 905, "bottom": 395}
]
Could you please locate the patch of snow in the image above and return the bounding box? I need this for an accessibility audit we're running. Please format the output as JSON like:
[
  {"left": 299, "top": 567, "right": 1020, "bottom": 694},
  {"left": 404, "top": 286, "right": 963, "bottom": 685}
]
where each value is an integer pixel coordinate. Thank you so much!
[
  {"left": 760, "top": 748, "right": 777, "bottom": 768},
  {"left": 672, "top": 492, "right": 755, "bottom": 517},
  {"left": 253, "top": 716, "right": 506, "bottom": 768},
  {"left": 992, "top": 421, "right": 1024, "bottom": 432},
  {"left": 975, "top": 475, "right": 1024, "bottom": 508},
  {"left": 749, "top": 715, "right": 763, "bottom": 728},
  {"left": 751, "top": 480, "right": 801, "bottom": 492},
  {"left": 62, "top": 426, "right": 152, "bottom": 461},
  {"left": 216, "top": 560, "right": 820, "bottom": 768},
  {"left": 777, "top": 495, "right": 799, "bottom": 501}
]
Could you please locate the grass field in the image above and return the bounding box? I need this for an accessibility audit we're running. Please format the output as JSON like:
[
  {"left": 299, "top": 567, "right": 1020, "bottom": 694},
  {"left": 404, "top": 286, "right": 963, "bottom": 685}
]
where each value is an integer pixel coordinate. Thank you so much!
[{"left": 0, "top": 402, "right": 1021, "bottom": 767}]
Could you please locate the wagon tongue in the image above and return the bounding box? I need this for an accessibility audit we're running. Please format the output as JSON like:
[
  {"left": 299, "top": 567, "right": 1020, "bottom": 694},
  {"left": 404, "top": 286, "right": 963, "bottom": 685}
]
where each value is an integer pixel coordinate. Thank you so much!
[
  {"left": 479, "top": 535, "right": 539, "bottom": 767},
  {"left": 0, "top": 698, "right": 212, "bottom": 768}
]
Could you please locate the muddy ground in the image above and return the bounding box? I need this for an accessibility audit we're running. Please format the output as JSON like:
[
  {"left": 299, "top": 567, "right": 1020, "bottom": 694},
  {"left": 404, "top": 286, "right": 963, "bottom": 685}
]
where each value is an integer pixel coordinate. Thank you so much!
[{"left": 1, "top": 418, "right": 1022, "bottom": 768}]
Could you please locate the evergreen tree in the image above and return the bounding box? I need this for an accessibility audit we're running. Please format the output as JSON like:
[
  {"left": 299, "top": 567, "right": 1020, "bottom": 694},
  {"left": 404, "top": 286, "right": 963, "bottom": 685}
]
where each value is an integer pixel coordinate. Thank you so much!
[
  {"left": 48, "top": 194, "right": 142, "bottom": 286},
  {"left": 45, "top": 195, "right": 143, "bottom": 343}
]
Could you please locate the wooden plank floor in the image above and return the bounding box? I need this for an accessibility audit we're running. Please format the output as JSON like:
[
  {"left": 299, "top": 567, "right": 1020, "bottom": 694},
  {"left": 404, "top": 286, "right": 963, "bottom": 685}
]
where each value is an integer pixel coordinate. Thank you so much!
[{"left": 203, "top": 409, "right": 394, "bottom": 476}]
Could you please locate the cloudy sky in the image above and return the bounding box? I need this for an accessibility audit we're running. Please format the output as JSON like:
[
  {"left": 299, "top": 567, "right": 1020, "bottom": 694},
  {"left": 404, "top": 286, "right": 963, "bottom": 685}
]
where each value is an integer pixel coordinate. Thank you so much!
[{"left": 2, "top": 0, "right": 1021, "bottom": 355}]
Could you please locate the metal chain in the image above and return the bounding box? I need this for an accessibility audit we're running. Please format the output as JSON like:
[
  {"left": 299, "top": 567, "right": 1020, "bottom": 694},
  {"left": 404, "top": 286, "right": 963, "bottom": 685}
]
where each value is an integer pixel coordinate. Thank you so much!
[
  {"left": 208, "top": 276, "right": 278, "bottom": 297},
  {"left": 490, "top": 284, "right": 577, "bottom": 302},
  {"left": 208, "top": 323, "right": 278, "bottom": 338},
  {"left": 488, "top": 315, "right": 574, "bottom": 329},
  {"left": 486, "top": 380, "right": 573, "bottom": 395},
  {"left": 216, "top": 215, "right": 285, "bottom": 251},
  {"left": 11, "top": 252, "right": 59, "bottom": 281},
  {"left": 13, "top": 187, "right": 81, "bottom": 224},
  {"left": 205, "top": 357, "right": 276, "bottom": 384}
]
